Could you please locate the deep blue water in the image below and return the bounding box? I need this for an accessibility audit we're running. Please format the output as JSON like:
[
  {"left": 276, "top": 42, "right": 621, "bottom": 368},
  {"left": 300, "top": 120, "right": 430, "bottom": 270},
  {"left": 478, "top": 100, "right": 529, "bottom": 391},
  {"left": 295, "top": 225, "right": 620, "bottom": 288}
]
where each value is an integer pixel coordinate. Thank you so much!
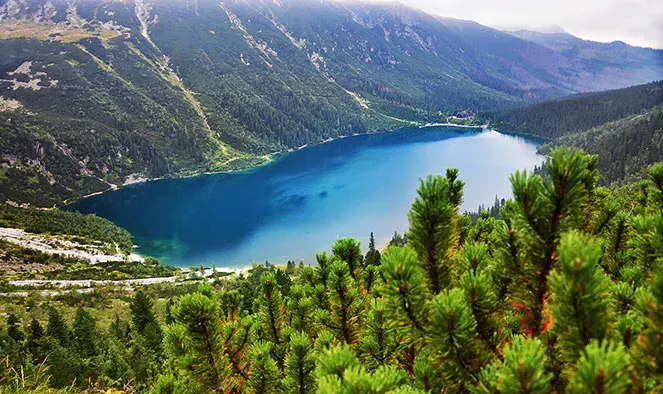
[{"left": 67, "top": 127, "right": 544, "bottom": 267}]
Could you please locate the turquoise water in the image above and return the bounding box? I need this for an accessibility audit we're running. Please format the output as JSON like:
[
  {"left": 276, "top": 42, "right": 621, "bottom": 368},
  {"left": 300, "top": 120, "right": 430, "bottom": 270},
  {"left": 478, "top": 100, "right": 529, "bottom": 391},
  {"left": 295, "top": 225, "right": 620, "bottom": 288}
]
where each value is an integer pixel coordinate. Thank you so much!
[{"left": 67, "top": 127, "right": 544, "bottom": 267}]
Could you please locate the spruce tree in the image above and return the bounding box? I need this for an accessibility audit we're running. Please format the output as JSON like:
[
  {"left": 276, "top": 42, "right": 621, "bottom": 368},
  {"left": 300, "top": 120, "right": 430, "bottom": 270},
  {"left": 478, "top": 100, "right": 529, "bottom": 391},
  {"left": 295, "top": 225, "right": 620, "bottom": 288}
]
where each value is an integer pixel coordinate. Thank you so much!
[
  {"left": 365, "top": 232, "right": 382, "bottom": 266},
  {"left": 73, "top": 307, "right": 97, "bottom": 359},
  {"left": 46, "top": 307, "right": 70, "bottom": 347},
  {"left": 6, "top": 313, "right": 23, "bottom": 343},
  {"left": 26, "top": 317, "right": 44, "bottom": 363}
]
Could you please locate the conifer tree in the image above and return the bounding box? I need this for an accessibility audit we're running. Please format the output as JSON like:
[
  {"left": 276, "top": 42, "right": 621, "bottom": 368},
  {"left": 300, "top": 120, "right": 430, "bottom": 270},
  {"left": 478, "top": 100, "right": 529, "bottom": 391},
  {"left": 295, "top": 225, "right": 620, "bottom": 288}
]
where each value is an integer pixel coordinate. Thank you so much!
[
  {"left": 332, "top": 238, "right": 364, "bottom": 276},
  {"left": 6, "top": 313, "right": 23, "bottom": 343},
  {"left": 247, "top": 341, "right": 282, "bottom": 394},
  {"left": 73, "top": 307, "right": 97, "bottom": 359},
  {"left": 26, "top": 317, "right": 44, "bottom": 363},
  {"left": 365, "top": 232, "right": 382, "bottom": 266},
  {"left": 359, "top": 298, "right": 399, "bottom": 370},
  {"left": 46, "top": 307, "right": 70, "bottom": 347},
  {"left": 504, "top": 147, "right": 598, "bottom": 336},
  {"left": 407, "top": 172, "right": 463, "bottom": 295},
  {"left": 283, "top": 331, "right": 317, "bottom": 393},
  {"left": 569, "top": 341, "right": 631, "bottom": 394},
  {"left": 549, "top": 232, "right": 613, "bottom": 363},
  {"left": 255, "top": 272, "right": 289, "bottom": 368},
  {"left": 167, "top": 284, "right": 228, "bottom": 393},
  {"left": 326, "top": 261, "right": 364, "bottom": 345}
]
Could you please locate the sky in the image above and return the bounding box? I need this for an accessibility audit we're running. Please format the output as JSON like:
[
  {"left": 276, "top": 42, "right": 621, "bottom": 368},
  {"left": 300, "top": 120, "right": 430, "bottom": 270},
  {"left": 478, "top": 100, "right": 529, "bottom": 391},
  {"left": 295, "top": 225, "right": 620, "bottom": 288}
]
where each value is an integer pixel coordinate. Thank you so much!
[{"left": 343, "top": 0, "right": 663, "bottom": 49}]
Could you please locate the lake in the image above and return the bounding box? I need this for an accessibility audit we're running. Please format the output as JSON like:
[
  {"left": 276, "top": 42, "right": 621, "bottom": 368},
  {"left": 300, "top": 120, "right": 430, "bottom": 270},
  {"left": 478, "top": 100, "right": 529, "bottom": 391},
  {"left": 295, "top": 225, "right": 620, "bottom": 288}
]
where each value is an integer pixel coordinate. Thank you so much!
[{"left": 67, "top": 126, "right": 544, "bottom": 267}]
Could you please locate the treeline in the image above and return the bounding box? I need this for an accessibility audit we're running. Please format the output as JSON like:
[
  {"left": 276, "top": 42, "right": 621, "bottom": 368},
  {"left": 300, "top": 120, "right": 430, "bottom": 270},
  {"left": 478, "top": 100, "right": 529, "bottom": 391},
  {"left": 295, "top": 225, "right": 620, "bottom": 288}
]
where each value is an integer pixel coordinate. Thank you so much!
[
  {"left": 1, "top": 148, "right": 663, "bottom": 393},
  {"left": 0, "top": 205, "right": 133, "bottom": 253},
  {"left": 485, "top": 81, "right": 663, "bottom": 138}
]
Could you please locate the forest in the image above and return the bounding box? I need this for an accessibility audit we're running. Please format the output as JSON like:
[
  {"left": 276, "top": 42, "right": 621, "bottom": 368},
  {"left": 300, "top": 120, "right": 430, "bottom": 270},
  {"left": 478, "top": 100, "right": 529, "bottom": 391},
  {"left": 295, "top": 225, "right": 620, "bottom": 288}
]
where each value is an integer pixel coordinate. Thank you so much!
[
  {"left": 1, "top": 147, "right": 662, "bottom": 393},
  {"left": 485, "top": 81, "right": 663, "bottom": 139}
]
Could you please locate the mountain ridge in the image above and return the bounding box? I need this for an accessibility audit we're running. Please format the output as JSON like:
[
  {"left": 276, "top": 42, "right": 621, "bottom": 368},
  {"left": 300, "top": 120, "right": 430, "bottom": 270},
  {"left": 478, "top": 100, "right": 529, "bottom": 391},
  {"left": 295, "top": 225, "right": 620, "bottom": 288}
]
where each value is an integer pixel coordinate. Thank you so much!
[{"left": 1, "top": 0, "right": 662, "bottom": 206}]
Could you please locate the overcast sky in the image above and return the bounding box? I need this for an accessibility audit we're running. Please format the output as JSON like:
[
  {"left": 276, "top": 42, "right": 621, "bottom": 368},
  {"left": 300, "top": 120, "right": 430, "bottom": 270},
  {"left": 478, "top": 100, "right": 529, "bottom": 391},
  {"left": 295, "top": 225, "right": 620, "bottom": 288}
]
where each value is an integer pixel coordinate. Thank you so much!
[{"left": 344, "top": 0, "right": 663, "bottom": 49}]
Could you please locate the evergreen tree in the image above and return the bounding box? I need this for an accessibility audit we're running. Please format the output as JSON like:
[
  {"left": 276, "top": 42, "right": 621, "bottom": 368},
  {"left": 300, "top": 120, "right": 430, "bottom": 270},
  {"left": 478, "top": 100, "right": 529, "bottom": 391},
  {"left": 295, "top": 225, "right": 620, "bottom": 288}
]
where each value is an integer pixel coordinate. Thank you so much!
[
  {"left": 283, "top": 331, "right": 316, "bottom": 393},
  {"left": 167, "top": 284, "right": 228, "bottom": 393},
  {"left": 46, "top": 307, "right": 70, "bottom": 347},
  {"left": 73, "top": 307, "right": 97, "bottom": 359},
  {"left": 26, "top": 317, "right": 44, "bottom": 363},
  {"left": 247, "top": 341, "right": 282, "bottom": 394},
  {"left": 326, "top": 260, "right": 364, "bottom": 345},
  {"left": 332, "top": 238, "right": 364, "bottom": 276},
  {"left": 549, "top": 232, "right": 613, "bottom": 363},
  {"left": 255, "top": 272, "right": 289, "bottom": 369},
  {"left": 6, "top": 313, "right": 23, "bottom": 343},
  {"left": 365, "top": 232, "right": 382, "bottom": 266},
  {"left": 407, "top": 171, "right": 463, "bottom": 295}
]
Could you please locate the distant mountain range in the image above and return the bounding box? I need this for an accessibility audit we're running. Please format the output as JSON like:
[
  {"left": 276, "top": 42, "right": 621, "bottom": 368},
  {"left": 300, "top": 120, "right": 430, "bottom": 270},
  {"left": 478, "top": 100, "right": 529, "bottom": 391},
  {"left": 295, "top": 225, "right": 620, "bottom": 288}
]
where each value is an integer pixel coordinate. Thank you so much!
[{"left": 1, "top": 0, "right": 662, "bottom": 206}]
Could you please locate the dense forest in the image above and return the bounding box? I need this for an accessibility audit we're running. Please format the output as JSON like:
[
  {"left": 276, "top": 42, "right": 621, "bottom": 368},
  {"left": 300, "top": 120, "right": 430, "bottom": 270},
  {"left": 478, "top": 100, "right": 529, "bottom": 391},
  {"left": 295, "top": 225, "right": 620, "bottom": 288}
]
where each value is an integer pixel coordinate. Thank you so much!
[
  {"left": 1, "top": 147, "right": 662, "bottom": 393},
  {"left": 542, "top": 105, "right": 663, "bottom": 184},
  {"left": 485, "top": 81, "right": 663, "bottom": 138}
]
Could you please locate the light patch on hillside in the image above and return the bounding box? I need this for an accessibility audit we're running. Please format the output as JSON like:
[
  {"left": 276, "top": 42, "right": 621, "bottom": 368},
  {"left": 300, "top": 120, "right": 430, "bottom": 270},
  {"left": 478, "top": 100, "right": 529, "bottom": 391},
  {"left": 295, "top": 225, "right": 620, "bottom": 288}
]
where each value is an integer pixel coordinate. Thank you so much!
[
  {"left": 0, "top": 20, "right": 123, "bottom": 42},
  {"left": 221, "top": 4, "right": 278, "bottom": 59},
  {"left": 0, "top": 96, "right": 23, "bottom": 112},
  {"left": 0, "top": 227, "right": 142, "bottom": 265},
  {"left": 261, "top": 4, "right": 306, "bottom": 49},
  {"left": 344, "top": 89, "right": 369, "bottom": 109},
  {"left": 0, "top": 61, "right": 58, "bottom": 91}
]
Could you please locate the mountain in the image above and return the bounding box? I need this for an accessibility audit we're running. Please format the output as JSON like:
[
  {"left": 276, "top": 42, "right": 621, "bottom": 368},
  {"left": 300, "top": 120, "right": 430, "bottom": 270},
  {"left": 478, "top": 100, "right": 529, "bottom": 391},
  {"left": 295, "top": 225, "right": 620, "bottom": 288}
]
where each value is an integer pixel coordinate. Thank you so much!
[
  {"left": 545, "top": 105, "right": 663, "bottom": 184},
  {"left": 508, "top": 29, "right": 663, "bottom": 91},
  {"left": 485, "top": 81, "right": 663, "bottom": 139},
  {"left": 1, "top": 0, "right": 662, "bottom": 206},
  {"left": 484, "top": 81, "right": 663, "bottom": 184}
]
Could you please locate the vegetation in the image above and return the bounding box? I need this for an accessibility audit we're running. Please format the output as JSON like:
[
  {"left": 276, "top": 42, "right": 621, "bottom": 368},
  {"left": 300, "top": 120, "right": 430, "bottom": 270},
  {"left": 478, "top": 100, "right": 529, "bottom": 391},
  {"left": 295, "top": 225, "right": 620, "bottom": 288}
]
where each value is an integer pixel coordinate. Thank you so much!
[
  {"left": 1, "top": 147, "right": 662, "bottom": 393},
  {"left": 542, "top": 105, "right": 663, "bottom": 184},
  {"left": 0, "top": 205, "right": 132, "bottom": 253},
  {"left": 485, "top": 81, "right": 663, "bottom": 139},
  {"left": 1, "top": 0, "right": 661, "bottom": 206}
]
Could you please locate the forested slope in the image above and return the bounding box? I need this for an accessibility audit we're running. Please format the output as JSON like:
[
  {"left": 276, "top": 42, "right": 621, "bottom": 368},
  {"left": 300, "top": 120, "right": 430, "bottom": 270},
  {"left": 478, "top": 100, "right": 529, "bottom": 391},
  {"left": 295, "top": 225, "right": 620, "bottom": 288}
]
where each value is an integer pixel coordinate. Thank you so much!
[
  {"left": 543, "top": 105, "right": 663, "bottom": 184},
  {"left": 486, "top": 81, "right": 663, "bottom": 138}
]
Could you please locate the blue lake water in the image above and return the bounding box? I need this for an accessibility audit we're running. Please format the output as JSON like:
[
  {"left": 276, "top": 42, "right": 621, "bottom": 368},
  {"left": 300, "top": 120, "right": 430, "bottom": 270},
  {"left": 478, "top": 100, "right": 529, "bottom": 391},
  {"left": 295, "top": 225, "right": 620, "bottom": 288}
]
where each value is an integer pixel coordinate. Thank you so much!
[{"left": 67, "top": 127, "right": 544, "bottom": 267}]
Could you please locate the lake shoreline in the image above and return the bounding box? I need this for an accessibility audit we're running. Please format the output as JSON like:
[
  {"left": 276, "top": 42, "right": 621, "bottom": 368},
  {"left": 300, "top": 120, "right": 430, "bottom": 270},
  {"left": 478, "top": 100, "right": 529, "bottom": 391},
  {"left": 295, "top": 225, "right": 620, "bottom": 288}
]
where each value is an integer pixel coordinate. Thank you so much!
[{"left": 62, "top": 123, "right": 490, "bottom": 206}]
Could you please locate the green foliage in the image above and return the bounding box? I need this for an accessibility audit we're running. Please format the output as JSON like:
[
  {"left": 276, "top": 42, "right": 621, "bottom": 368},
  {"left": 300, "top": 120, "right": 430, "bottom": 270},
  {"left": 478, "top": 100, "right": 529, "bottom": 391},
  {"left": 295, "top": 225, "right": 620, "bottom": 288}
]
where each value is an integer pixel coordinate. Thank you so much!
[
  {"left": 569, "top": 341, "right": 631, "bottom": 394},
  {"left": 246, "top": 341, "right": 282, "bottom": 394},
  {"left": 2, "top": 148, "right": 663, "bottom": 393},
  {"left": 283, "top": 332, "right": 317, "bottom": 393},
  {"left": 487, "top": 81, "right": 663, "bottom": 139},
  {"left": 365, "top": 232, "right": 382, "bottom": 267},
  {"left": 0, "top": 204, "right": 133, "bottom": 252},
  {"left": 549, "top": 232, "right": 613, "bottom": 363},
  {"left": 332, "top": 238, "right": 364, "bottom": 276},
  {"left": 407, "top": 171, "right": 464, "bottom": 294}
]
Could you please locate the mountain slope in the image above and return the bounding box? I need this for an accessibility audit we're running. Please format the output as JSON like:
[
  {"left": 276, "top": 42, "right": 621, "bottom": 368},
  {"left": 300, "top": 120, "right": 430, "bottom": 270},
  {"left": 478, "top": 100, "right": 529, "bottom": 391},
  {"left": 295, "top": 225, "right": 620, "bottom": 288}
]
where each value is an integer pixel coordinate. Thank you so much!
[
  {"left": 508, "top": 29, "right": 663, "bottom": 91},
  {"left": 1, "top": 0, "right": 662, "bottom": 206},
  {"left": 545, "top": 105, "right": 663, "bottom": 184},
  {"left": 485, "top": 81, "right": 663, "bottom": 138}
]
